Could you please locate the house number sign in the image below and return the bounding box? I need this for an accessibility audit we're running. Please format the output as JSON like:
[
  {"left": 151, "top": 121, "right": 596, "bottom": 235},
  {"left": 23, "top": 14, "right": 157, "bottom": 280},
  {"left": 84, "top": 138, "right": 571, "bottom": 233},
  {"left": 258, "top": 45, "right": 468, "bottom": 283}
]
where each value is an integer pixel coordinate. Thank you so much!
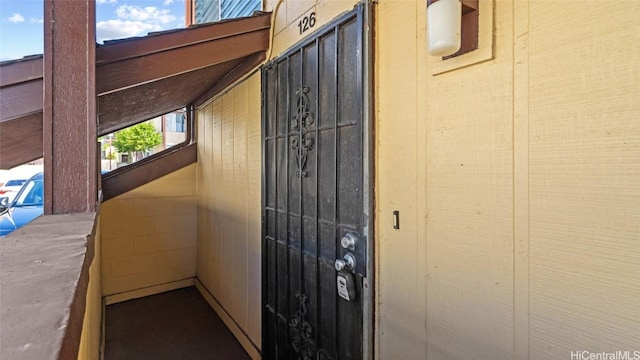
[{"left": 297, "top": 11, "right": 316, "bottom": 35}]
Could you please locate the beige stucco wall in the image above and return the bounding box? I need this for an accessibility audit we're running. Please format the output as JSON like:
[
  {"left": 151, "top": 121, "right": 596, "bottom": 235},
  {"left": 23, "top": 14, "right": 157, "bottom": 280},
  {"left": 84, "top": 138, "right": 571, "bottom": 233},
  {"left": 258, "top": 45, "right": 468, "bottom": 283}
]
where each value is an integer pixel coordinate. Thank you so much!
[
  {"left": 100, "top": 165, "right": 197, "bottom": 297},
  {"left": 376, "top": 1, "right": 640, "bottom": 359}
]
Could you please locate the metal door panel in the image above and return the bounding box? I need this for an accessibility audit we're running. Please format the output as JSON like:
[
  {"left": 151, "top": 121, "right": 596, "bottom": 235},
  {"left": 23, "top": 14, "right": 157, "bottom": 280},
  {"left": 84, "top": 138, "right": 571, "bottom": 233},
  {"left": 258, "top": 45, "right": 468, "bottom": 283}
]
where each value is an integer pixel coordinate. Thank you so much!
[{"left": 262, "top": 7, "right": 366, "bottom": 359}]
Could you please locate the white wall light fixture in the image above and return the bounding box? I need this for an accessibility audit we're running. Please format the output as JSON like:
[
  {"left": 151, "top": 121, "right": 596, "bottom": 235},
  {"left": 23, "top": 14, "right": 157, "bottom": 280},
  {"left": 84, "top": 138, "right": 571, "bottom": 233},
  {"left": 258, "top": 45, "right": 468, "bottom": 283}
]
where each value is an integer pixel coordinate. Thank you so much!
[
  {"left": 427, "top": 0, "right": 480, "bottom": 58},
  {"left": 427, "top": 0, "right": 462, "bottom": 56}
]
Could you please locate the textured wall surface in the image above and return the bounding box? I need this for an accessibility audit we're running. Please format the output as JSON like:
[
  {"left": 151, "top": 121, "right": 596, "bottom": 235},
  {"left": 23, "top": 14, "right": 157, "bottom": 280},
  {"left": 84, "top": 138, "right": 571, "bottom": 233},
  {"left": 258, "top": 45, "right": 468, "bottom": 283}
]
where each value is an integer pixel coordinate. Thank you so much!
[
  {"left": 375, "top": 2, "right": 430, "bottom": 358},
  {"left": 101, "top": 165, "right": 197, "bottom": 296},
  {"left": 376, "top": 1, "right": 640, "bottom": 359},
  {"left": 527, "top": 2, "right": 640, "bottom": 358}
]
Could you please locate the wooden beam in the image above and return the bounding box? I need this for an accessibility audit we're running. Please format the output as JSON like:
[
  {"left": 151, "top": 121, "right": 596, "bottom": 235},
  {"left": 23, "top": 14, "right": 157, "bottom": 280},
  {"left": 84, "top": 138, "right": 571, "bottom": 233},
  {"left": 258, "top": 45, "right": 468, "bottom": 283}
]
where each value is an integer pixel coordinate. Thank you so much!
[
  {"left": 0, "top": 56, "right": 43, "bottom": 88},
  {"left": 96, "top": 29, "right": 269, "bottom": 95},
  {"left": 194, "top": 52, "right": 265, "bottom": 107},
  {"left": 95, "top": 12, "right": 270, "bottom": 65},
  {"left": 185, "top": 0, "right": 195, "bottom": 26},
  {"left": 97, "top": 59, "right": 239, "bottom": 136},
  {"left": 43, "top": 0, "right": 97, "bottom": 214},
  {"left": 0, "top": 80, "right": 43, "bottom": 122},
  {"left": 0, "top": 113, "right": 43, "bottom": 169},
  {"left": 102, "top": 143, "right": 197, "bottom": 201}
]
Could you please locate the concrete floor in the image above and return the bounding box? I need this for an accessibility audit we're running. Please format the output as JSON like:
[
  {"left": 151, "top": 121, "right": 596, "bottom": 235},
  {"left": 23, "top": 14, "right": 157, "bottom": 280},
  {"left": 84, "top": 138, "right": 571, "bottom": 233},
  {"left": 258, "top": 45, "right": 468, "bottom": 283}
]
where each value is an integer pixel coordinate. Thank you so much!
[{"left": 105, "top": 286, "right": 251, "bottom": 360}]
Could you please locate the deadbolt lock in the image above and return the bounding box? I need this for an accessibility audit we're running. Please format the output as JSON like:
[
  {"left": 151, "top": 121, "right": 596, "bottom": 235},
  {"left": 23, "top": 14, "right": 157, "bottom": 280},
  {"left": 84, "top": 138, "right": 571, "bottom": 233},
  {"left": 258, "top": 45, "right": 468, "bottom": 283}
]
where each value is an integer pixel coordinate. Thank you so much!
[{"left": 335, "top": 252, "right": 357, "bottom": 273}]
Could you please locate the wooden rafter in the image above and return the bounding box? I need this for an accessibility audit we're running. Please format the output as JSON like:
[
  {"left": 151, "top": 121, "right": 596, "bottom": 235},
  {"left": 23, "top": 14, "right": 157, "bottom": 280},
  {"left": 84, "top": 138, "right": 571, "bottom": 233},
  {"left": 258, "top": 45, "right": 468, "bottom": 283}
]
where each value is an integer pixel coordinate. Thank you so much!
[
  {"left": 0, "top": 12, "right": 271, "bottom": 169},
  {"left": 96, "top": 30, "right": 268, "bottom": 95}
]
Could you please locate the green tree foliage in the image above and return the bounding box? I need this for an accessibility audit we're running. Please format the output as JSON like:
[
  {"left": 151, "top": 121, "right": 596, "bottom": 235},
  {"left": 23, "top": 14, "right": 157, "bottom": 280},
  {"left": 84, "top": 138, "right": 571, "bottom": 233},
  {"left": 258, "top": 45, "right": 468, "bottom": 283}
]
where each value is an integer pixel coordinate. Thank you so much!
[{"left": 112, "top": 122, "right": 162, "bottom": 161}]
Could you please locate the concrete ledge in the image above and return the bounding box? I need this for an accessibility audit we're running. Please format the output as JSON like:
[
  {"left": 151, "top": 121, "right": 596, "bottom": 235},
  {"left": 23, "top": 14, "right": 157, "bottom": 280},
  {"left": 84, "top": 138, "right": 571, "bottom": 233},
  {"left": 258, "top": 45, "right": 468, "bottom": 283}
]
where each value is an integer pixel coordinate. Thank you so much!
[{"left": 0, "top": 213, "right": 97, "bottom": 360}]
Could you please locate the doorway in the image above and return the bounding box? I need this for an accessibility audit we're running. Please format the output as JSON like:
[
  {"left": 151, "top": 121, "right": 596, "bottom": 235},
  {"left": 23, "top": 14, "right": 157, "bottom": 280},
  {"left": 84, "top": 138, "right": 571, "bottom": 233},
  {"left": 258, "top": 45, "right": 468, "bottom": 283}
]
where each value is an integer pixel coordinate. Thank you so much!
[{"left": 261, "top": 6, "right": 371, "bottom": 360}]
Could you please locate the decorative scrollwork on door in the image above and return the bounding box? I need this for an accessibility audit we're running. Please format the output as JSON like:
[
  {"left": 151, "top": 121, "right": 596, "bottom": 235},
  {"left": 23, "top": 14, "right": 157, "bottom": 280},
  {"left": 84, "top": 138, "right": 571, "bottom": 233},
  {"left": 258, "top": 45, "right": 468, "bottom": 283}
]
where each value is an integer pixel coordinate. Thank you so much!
[
  {"left": 289, "top": 292, "right": 317, "bottom": 360},
  {"left": 291, "top": 86, "right": 314, "bottom": 130},
  {"left": 292, "top": 135, "right": 314, "bottom": 178},
  {"left": 291, "top": 86, "right": 315, "bottom": 177}
]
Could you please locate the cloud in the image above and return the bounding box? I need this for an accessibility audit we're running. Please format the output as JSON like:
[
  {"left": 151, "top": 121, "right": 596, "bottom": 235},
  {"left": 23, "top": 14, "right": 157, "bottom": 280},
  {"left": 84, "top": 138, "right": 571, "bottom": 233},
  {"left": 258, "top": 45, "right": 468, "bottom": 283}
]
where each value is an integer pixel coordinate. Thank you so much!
[
  {"left": 30, "top": 18, "right": 44, "bottom": 24},
  {"left": 115, "top": 5, "right": 175, "bottom": 24},
  {"left": 96, "top": 4, "right": 181, "bottom": 42},
  {"left": 97, "top": 0, "right": 118, "bottom": 4},
  {"left": 163, "top": 0, "right": 174, "bottom": 5},
  {"left": 96, "top": 20, "right": 162, "bottom": 42},
  {"left": 8, "top": 13, "right": 25, "bottom": 23}
]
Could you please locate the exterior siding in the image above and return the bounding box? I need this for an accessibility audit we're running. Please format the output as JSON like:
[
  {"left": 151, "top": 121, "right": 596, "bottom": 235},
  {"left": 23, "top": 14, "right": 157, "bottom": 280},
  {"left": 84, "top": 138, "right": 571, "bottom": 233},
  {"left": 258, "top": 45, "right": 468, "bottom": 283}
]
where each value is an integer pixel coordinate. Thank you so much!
[
  {"left": 376, "top": 3, "right": 430, "bottom": 358},
  {"left": 376, "top": 1, "right": 640, "bottom": 359},
  {"left": 221, "top": 0, "right": 261, "bottom": 19},
  {"left": 194, "top": 0, "right": 219, "bottom": 23},
  {"left": 424, "top": 0, "right": 515, "bottom": 357},
  {"left": 527, "top": 1, "right": 640, "bottom": 357},
  {"left": 194, "top": 0, "right": 261, "bottom": 23}
]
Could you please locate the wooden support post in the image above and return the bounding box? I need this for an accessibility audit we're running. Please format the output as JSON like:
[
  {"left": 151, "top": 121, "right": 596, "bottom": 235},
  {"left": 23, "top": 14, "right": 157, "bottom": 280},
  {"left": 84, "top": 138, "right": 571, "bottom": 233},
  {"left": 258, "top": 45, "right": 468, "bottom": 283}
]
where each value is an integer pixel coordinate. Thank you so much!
[
  {"left": 43, "top": 0, "right": 97, "bottom": 214},
  {"left": 185, "top": 0, "right": 195, "bottom": 26}
]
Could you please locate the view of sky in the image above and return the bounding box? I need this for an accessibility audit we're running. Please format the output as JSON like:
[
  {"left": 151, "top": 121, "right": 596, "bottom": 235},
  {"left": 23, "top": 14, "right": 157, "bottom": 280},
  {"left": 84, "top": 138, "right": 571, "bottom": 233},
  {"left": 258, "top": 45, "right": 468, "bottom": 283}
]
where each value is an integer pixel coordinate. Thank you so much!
[{"left": 0, "top": 0, "right": 186, "bottom": 61}]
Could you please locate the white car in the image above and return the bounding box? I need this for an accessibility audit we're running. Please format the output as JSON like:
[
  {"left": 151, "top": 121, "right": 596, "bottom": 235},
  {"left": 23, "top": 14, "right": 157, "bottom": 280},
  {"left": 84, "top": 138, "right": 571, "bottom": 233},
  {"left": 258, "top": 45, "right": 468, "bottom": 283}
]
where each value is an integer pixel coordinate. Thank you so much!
[{"left": 0, "top": 179, "right": 28, "bottom": 203}]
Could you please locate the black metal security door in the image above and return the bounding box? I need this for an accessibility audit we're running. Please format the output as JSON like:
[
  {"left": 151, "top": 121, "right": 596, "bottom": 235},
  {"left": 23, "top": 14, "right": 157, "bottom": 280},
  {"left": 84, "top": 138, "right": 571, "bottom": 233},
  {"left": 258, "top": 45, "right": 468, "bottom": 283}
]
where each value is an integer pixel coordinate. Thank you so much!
[{"left": 262, "top": 7, "right": 367, "bottom": 360}]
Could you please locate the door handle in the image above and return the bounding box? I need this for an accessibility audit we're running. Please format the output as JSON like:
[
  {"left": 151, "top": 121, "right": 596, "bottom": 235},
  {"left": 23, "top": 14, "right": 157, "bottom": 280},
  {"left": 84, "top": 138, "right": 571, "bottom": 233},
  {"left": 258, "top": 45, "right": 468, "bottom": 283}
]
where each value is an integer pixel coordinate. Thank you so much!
[{"left": 335, "top": 253, "right": 357, "bottom": 273}]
